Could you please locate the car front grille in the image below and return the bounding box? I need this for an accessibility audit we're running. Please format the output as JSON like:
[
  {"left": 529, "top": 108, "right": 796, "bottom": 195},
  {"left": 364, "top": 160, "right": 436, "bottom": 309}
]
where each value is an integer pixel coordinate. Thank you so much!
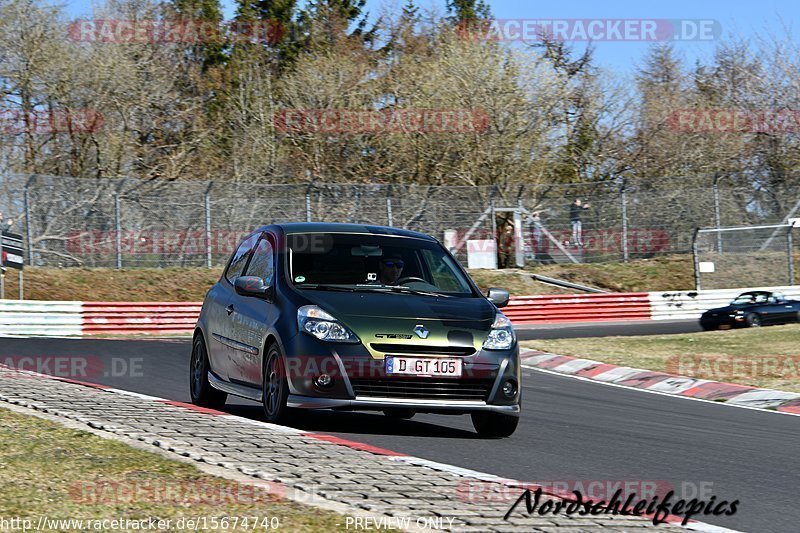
[
  {"left": 369, "top": 343, "right": 476, "bottom": 356},
  {"left": 350, "top": 378, "right": 491, "bottom": 401}
]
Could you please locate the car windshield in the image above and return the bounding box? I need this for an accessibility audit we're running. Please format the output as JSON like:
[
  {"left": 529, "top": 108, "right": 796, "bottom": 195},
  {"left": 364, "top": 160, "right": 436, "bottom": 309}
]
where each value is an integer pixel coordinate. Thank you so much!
[
  {"left": 731, "top": 293, "right": 768, "bottom": 305},
  {"left": 286, "top": 232, "right": 475, "bottom": 297}
]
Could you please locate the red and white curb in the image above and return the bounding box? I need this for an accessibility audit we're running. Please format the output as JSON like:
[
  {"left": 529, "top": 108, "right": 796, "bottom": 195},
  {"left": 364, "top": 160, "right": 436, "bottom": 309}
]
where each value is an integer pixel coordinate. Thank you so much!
[
  {"left": 0, "top": 364, "right": 742, "bottom": 532},
  {"left": 521, "top": 349, "right": 800, "bottom": 416}
]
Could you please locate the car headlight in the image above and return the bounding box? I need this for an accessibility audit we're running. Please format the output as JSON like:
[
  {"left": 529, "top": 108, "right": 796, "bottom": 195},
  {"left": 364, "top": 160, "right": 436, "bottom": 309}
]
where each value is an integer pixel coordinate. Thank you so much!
[
  {"left": 483, "top": 313, "right": 515, "bottom": 350},
  {"left": 297, "top": 305, "right": 359, "bottom": 343}
]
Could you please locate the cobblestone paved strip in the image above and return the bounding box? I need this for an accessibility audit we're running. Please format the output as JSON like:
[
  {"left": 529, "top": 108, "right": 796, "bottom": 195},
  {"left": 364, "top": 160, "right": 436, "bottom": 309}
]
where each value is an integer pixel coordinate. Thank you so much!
[{"left": 0, "top": 368, "right": 719, "bottom": 532}]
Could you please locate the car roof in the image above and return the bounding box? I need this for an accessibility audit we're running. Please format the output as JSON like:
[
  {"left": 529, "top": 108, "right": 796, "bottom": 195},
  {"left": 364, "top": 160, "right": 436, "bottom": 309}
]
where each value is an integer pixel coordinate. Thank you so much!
[
  {"left": 258, "top": 222, "right": 437, "bottom": 241},
  {"left": 738, "top": 291, "right": 772, "bottom": 297}
]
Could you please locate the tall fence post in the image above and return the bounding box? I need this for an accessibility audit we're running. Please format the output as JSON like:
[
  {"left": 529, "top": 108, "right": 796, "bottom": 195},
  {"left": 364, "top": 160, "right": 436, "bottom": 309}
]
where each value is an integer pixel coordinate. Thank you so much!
[
  {"left": 620, "top": 178, "right": 629, "bottom": 263},
  {"left": 490, "top": 186, "right": 497, "bottom": 242},
  {"left": 713, "top": 174, "right": 722, "bottom": 253},
  {"left": 23, "top": 175, "right": 34, "bottom": 265},
  {"left": 305, "top": 182, "right": 313, "bottom": 222},
  {"left": 386, "top": 185, "right": 393, "bottom": 227},
  {"left": 204, "top": 182, "right": 213, "bottom": 269},
  {"left": 788, "top": 229, "right": 795, "bottom": 285},
  {"left": 114, "top": 192, "right": 122, "bottom": 269},
  {"left": 0, "top": 225, "right": 4, "bottom": 299},
  {"left": 692, "top": 228, "right": 701, "bottom": 291}
]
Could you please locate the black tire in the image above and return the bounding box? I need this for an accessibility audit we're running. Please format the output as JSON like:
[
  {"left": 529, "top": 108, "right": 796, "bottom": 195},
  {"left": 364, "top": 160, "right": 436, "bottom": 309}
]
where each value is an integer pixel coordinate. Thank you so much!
[
  {"left": 471, "top": 412, "right": 519, "bottom": 438},
  {"left": 745, "top": 313, "right": 761, "bottom": 328},
  {"left": 383, "top": 408, "right": 416, "bottom": 420},
  {"left": 700, "top": 323, "right": 716, "bottom": 331},
  {"left": 262, "top": 343, "right": 291, "bottom": 424},
  {"left": 190, "top": 333, "right": 227, "bottom": 408}
]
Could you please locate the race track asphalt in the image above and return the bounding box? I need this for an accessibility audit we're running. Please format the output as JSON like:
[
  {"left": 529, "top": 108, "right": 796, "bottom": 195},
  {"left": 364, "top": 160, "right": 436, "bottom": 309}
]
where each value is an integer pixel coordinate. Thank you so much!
[{"left": 1, "top": 335, "right": 797, "bottom": 532}]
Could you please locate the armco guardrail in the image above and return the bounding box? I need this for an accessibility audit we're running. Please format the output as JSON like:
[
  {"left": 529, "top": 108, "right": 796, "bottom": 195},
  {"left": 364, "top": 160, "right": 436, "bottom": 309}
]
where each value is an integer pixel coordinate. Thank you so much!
[
  {"left": 2, "top": 285, "right": 799, "bottom": 336},
  {"left": 0, "top": 300, "right": 83, "bottom": 336},
  {"left": 649, "top": 286, "right": 800, "bottom": 320}
]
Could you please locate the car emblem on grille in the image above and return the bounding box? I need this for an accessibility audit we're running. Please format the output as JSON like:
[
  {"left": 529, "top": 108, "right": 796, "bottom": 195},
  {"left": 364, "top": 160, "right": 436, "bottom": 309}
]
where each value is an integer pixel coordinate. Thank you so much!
[{"left": 414, "top": 324, "right": 429, "bottom": 339}]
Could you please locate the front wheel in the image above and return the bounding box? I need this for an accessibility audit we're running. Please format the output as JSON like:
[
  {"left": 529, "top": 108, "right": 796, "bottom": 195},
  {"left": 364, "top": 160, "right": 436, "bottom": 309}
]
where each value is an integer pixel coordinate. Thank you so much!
[
  {"left": 189, "top": 333, "right": 227, "bottom": 408},
  {"left": 745, "top": 313, "right": 761, "bottom": 328},
  {"left": 262, "top": 343, "right": 291, "bottom": 424},
  {"left": 471, "top": 412, "right": 519, "bottom": 438}
]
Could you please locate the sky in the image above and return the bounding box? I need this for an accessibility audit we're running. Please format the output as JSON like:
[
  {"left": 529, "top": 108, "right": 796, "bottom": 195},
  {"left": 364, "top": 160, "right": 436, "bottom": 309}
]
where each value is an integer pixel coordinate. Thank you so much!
[{"left": 59, "top": 0, "right": 799, "bottom": 75}]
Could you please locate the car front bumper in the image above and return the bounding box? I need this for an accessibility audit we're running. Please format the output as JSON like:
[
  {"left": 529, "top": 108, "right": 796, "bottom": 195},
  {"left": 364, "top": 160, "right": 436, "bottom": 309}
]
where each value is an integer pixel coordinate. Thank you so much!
[
  {"left": 286, "top": 394, "right": 521, "bottom": 415},
  {"left": 281, "top": 332, "right": 521, "bottom": 415}
]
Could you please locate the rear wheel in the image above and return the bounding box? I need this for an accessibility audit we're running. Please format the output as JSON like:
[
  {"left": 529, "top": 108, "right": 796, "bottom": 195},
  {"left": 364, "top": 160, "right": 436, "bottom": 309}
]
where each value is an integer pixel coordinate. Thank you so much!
[
  {"left": 745, "top": 313, "right": 761, "bottom": 328},
  {"left": 189, "top": 333, "right": 227, "bottom": 408},
  {"left": 471, "top": 412, "right": 519, "bottom": 438},
  {"left": 383, "top": 408, "right": 415, "bottom": 420},
  {"left": 262, "top": 343, "right": 291, "bottom": 424}
]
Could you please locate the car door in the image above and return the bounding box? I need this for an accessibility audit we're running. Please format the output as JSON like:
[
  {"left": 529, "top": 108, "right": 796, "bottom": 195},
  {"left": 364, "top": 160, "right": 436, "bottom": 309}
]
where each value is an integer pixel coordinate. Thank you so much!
[
  {"left": 211, "top": 233, "right": 259, "bottom": 382},
  {"left": 771, "top": 293, "right": 797, "bottom": 324},
  {"left": 227, "top": 233, "right": 279, "bottom": 387}
]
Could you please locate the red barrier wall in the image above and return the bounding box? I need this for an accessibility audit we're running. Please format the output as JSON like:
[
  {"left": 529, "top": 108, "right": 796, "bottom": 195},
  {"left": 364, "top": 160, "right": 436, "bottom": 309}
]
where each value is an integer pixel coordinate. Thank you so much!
[
  {"left": 82, "top": 302, "right": 202, "bottom": 335},
  {"left": 503, "top": 293, "right": 652, "bottom": 324},
  {"left": 79, "top": 293, "right": 652, "bottom": 336}
]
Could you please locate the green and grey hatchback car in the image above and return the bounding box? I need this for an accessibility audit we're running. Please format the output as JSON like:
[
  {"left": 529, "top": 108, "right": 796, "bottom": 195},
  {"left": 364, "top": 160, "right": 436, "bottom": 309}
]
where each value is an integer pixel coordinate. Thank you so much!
[{"left": 190, "top": 223, "right": 520, "bottom": 437}]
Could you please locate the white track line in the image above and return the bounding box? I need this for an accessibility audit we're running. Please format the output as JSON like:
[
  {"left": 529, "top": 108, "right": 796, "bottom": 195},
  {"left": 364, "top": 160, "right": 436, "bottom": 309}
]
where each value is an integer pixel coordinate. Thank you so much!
[{"left": 523, "top": 364, "right": 800, "bottom": 418}]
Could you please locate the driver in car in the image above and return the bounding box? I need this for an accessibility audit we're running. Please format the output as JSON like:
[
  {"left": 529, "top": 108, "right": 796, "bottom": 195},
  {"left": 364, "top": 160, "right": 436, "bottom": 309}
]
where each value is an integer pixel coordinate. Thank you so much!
[{"left": 376, "top": 253, "right": 405, "bottom": 285}]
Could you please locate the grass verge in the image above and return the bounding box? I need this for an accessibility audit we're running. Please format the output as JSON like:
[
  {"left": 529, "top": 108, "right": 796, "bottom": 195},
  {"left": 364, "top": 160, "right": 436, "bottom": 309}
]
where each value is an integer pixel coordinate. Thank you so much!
[
  {"left": 0, "top": 407, "right": 347, "bottom": 531},
  {"left": 521, "top": 325, "right": 800, "bottom": 393}
]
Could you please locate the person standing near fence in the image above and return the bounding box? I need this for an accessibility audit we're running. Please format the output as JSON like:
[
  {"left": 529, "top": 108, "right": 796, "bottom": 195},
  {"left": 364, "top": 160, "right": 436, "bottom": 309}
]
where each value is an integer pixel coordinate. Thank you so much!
[
  {"left": 0, "top": 212, "right": 13, "bottom": 233},
  {"left": 569, "top": 198, "right": 590, "bottom": 247}
]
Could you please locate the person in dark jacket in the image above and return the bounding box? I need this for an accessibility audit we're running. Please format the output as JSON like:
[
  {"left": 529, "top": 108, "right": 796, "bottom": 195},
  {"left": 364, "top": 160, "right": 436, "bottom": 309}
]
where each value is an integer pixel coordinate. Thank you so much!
[{"left": 569, "top": 199, "right": 590, "bottom": 247}]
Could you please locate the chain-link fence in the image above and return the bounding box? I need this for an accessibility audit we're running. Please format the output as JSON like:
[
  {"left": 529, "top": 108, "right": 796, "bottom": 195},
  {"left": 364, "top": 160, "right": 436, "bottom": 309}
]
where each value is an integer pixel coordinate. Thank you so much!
[
  {"left": 0, "top": 172, "right": 798, "bottom": 269},
  {"left": 693, "top": 224, "right": 796, "bottom": 290}
]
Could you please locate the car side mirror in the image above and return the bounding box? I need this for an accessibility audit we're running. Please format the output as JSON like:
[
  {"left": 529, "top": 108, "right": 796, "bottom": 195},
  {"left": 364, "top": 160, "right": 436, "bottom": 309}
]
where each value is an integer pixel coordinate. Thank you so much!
[
  {"left": 234, "top": 276, "right": 273, "bottom": 299},
  {"left": 487, "top": 287, "right": 510, "bottom": 308}
]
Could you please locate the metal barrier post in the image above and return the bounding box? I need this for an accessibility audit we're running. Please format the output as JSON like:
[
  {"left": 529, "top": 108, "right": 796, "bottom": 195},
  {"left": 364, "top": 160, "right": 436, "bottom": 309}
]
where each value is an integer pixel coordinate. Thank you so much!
[
  {"left": 204, "top": 182, "right": 213, "bottom": 269},
  {"left": 0, "top": 226, "right": 4, "bottom": 299},
  {"left": 713, "top": 174, "right": 723, "bottom": 253},
  {"left": 114, "top": 193, "right": 122, "bottom": 269},
  {"left": 620, "top": 178, "right": 629, "bottom": 263},
  {"left": 788, "top": 229, "right": 795, "bottom": 285},
  {"left": 692, "top": 228, "right": 701, "bottom": 291},
  {"left": 24, "top": 175, "right": 34, "bottom": 265}
]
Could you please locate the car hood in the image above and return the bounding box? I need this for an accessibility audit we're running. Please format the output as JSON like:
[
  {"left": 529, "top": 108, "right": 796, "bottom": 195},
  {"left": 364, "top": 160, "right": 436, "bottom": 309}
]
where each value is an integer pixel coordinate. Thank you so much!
[
  {"left": 300, "top": 291, "right": 500, "bottom": 359},
  {"left": 301, "top": 290, "right": 496, "bottom": 325}
]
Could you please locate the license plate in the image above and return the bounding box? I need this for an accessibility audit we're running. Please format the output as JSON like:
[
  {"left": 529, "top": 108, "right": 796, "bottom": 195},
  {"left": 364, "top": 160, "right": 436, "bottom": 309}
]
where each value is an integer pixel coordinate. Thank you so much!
[{"left": 385, "top": 357, "right": 462, "bottom": 377}]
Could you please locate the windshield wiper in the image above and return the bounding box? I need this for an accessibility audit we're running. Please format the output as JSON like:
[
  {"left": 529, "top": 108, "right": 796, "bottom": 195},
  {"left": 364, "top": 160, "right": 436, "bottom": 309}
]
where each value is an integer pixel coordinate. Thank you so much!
[
  {"left": 300, "top": 284, "right": 356, "bottom": 292},
  {"left": 355, "top": 285, "right": 453, "bottom": 298}
]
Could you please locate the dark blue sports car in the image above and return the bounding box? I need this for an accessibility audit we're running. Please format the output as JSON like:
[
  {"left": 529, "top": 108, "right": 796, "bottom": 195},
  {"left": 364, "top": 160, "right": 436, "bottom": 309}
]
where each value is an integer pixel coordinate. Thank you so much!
[{"left": 700, "top": 291, "right": 800, "bottom": 330}]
